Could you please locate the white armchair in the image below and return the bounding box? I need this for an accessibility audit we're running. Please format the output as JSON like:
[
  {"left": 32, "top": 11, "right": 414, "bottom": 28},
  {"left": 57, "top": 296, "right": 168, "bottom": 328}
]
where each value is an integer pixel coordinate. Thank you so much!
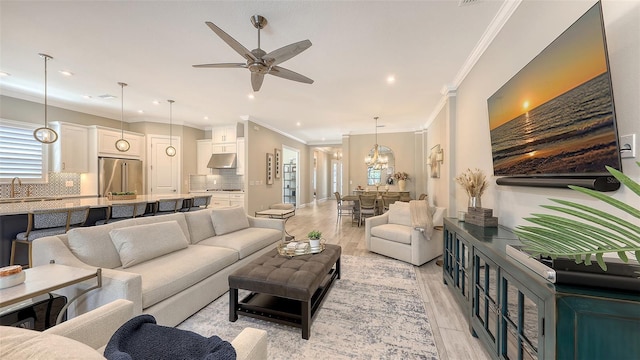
[
  {"left": 0, "top": 299, "right": 268, "bottom": 360},
  {"left": 365, "top": 202, "right": 445, "bottom": 266}
]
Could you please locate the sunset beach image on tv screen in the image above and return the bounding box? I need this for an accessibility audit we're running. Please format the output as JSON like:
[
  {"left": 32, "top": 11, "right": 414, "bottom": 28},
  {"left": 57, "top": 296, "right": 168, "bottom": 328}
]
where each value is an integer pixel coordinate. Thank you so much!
[{"left": 487, "top": 3, "right": 620, "bottom": 177}]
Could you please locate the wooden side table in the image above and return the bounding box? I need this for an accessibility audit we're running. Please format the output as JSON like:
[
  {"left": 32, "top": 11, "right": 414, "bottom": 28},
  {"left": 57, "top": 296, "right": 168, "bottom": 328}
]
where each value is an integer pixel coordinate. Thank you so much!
[{"left": 0, "top": 263, "right": 101, "bottom": 325}]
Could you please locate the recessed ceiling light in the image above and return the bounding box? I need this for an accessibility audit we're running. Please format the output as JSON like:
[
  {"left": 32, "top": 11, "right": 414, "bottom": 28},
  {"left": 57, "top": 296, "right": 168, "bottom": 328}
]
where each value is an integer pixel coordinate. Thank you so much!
[
  {"left": 321, "top": 137, "right": 326, "bottom": 141},
  {"left": 82, "top": 95, "right": 92, "bottom": 99},
  {"left": 138, "top": 110, "right": 144, "bottom": 114},
  {"left": 152, "top": 100, "right": 160, "bottom": 105},
  {"left": 59, "top": 70, "right": 73, "bottom": 76},
  {"left": 386, "top": 75, "right": 396, "bottom": 84},
  {"left": 296, "top": 122, "right": 301, "bottom": 126},
  {"left": 0, "top": 71, "right": 10, "bottom": 77},
  {"left": 204, "top": 116, "right": 209, "bottom": 120},
  {"left": 248, "top": 94, "right": 255, "bottom": 100}
]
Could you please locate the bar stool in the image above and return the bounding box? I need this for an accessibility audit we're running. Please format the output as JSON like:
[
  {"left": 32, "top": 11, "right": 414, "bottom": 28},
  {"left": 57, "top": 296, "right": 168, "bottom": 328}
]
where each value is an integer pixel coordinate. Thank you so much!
[
  {"left": 151, "top": 198, "right": 184, "bottom": 215},
  {"left": 181, "top": 195, "right": 212, "bottom": 211},
  {"left": 96, "top": 201, "right": 148, "bottom": 225},
  {"left": 10, "top": 206, "right": 90, "bottom": 268},
  {"left": 334, "top": 192, "right": 353, "bottom": 223}
]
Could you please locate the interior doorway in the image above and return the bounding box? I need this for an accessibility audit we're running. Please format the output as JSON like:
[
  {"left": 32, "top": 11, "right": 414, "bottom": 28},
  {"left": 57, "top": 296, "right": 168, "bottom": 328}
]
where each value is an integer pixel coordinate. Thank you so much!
[
  {"left": 282, "top": 146, "right": 299, "bottom": 207},
  {"left": 147, "top": 134, "right": 181, "bottom": 194}
]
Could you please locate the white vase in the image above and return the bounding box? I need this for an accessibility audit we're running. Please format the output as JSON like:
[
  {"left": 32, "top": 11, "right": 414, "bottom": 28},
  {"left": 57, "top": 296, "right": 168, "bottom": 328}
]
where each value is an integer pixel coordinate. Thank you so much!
[{"left": 398, "top": 179, "right": 406, "bottom": 191}]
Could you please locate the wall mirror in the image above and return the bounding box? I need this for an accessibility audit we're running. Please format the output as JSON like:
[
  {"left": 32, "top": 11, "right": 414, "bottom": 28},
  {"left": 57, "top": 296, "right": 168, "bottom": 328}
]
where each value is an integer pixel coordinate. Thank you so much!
[{"left": 366, "top": 145, "right": 395, "bottom": 185}]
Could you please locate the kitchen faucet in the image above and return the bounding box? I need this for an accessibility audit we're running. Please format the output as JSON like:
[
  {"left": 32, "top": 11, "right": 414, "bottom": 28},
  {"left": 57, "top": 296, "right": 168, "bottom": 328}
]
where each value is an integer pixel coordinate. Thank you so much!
[{"left": 10, "top": 177, "right": 22, "bottom": 198}]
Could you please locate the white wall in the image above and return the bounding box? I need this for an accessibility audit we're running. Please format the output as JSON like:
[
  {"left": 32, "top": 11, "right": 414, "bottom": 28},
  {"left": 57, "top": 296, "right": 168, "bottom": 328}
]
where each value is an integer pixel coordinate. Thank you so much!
[{"left": 447, "top": 0, "right": 639, "bottom": 229}]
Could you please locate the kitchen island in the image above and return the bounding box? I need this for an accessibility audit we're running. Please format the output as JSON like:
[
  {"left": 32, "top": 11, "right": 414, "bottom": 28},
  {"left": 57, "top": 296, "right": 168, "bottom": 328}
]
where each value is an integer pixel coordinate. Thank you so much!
[{"left": 0, "top": 194, "right": 198, "bottom": 267}]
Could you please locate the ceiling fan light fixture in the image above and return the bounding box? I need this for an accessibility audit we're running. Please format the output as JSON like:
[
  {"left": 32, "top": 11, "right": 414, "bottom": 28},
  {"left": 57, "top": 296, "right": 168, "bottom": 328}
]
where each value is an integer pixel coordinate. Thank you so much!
[
  {"left": 33, "top": 53, "right": 58, "bottom": 144},
  {"left": 165, "top": 99, "right": 176, "bottom": 157},
  {"left": 115, "top": 82, "right": 130, "bottom": 152}
]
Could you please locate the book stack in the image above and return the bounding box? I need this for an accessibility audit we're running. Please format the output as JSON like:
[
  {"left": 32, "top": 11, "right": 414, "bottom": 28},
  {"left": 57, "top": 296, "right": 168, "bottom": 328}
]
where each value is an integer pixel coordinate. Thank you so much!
[{"left": 465, "top": 207, "right": 498, "bottom": 227}]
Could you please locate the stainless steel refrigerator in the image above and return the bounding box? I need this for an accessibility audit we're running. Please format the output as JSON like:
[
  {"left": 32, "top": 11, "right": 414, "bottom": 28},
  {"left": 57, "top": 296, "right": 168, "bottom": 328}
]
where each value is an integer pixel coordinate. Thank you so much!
[{"left": 98, "top": 157, "right": 144, "bottom": 197}]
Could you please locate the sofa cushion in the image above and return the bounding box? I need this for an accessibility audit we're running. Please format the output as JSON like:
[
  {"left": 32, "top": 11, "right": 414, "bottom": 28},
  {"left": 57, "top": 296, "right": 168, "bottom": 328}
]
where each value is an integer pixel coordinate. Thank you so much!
[
  {"left": 184, "top": 208, "right": 216, "bottom": 244},
  {"left": 371, "top": 223, "right": 412, "bottom": 245},
  {"left": 197, "top": 227, "right": 281, "bottom": 259},
  {"left": 110, "top": 220, "right": 189, "bottom": 268},
  {"left": 130, "top": 213, "right": 191, "bottom": 240},
  {"left": 388, "top": 202, "right": 412, "bottom": 227},
  {"left": 210, "top": 206, "right": 249, "bottom": 235},
  {"left": 67, "top": 224, "right": 122, "bottom": 268},
  {"left": 0, "top": 326, "right": 104, "bottom": 360},
  {"left": 121, "top": 245, "right": 239, "bottom": 309}
]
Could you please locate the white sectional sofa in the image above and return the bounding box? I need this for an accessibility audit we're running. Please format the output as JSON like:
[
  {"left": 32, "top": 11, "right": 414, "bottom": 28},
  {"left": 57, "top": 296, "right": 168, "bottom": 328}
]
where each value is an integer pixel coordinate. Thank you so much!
[{"left": 32, "top": 206, "right": 284, "bottom": 327}]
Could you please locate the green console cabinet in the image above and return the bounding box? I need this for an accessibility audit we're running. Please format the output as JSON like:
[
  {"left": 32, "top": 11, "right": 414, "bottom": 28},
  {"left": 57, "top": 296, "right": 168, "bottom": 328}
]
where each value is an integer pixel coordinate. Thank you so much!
[{"left": 443, "top": 218, "right": 640, "bottom": 360}]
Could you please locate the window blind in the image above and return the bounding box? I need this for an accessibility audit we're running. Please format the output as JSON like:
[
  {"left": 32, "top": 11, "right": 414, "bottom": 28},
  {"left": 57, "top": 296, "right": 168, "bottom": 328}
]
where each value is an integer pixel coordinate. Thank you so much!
[{"left": 0, "top": 120, "right": 47, "bottom": 182}]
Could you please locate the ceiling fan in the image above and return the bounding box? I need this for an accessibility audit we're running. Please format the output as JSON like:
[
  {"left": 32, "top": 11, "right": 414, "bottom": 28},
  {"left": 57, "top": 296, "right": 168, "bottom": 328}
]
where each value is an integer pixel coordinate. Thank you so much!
[{"left": 193, "top": 15, "right": 313, "bottom": 92}]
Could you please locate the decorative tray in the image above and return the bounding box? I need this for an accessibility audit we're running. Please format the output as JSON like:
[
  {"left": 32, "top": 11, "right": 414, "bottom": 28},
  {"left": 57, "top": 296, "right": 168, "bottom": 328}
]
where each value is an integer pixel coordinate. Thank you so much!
[
  {"left": 107, "top": 193, "right": 137, "bottom": 200},
  {"left": 277, "top": 241, "right": 325, "bottom": 257}
]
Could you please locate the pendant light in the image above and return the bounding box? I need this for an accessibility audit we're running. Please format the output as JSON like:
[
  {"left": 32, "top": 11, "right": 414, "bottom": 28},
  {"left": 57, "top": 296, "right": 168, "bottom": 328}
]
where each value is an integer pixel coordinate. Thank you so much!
[
  {"left": 115, "top": 82, "right": 130, "bottom": 152},
  {"left": 364, "top": 116, "right": 387, "bottom": 170},
  {"left": 33, "top": 53, "right": 58, "bottom": 144},
  {"left": 165, "top": 100, "right": 176, "bottom": 157}
]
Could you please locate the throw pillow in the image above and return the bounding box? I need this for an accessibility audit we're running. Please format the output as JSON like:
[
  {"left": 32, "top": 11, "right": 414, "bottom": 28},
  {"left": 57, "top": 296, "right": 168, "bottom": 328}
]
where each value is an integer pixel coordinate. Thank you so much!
[
  {"left": 387, "top": 202, "right": 412, "bottom": 227},
  {"left": 68, "top": 225, "right": 122, "bottom": 269},
  {"left": 109, "top": 221, "right": 189, "bottom": 269},
  {"left": 210, "top": 206, "right": 249, "bottom": 235}
]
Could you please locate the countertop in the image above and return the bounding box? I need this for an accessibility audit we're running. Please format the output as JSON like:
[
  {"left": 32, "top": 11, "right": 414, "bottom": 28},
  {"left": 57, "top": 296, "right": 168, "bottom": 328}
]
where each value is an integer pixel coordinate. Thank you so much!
[{"left": 0, "top": 194, "right": 196, "bottom": 216}]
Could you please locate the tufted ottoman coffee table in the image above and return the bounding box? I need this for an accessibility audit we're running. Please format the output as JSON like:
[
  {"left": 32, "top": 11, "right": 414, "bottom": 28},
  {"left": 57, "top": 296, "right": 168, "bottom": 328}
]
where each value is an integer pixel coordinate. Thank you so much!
[{"left": 228, "top": 244, "right": 341, "bottom": 339}]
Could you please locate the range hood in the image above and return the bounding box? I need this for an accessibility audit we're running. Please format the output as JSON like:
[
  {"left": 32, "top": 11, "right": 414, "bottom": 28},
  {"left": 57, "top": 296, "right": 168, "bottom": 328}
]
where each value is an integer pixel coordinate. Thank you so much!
[{"left": 207, "top": 153, "right": 237, "bottom": 169}]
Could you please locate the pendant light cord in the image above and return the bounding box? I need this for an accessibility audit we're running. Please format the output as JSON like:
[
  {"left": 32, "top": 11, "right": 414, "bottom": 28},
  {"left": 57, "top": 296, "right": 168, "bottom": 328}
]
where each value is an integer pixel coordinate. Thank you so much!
[
  {"left": 44, "top": 55, "right": 49, "bottom": 128},
  {"left": 120, "top": 83, "right": 125, "bottom": 138},
  {"left": 168, "top": 100, "right": 174, "bottom": 146}
]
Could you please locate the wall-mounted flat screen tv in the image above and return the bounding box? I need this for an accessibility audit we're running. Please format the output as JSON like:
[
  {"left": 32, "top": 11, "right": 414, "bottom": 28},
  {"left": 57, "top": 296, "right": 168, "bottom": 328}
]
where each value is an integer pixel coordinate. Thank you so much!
[{"left": 487, "top": 2, "right": 621, "bottom": 178}]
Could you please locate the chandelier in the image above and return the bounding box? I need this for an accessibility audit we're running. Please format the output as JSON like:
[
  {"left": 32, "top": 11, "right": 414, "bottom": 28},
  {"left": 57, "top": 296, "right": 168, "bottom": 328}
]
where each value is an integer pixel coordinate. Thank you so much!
[{"left": 364, "top": 116, "right": 388, "bottom": 170}]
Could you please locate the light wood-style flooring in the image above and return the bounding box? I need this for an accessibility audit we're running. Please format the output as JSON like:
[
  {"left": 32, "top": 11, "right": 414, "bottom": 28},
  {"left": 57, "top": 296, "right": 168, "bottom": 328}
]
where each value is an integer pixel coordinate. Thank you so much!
[{"left": 285, "top": 199, "right": 491, "bottom": 360}]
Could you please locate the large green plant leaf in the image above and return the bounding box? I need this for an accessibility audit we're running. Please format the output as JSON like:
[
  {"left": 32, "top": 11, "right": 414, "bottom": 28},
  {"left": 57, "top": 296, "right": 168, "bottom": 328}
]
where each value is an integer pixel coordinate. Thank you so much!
[{"left": 516, "top": 162, "right": 640, "bottom": 271}]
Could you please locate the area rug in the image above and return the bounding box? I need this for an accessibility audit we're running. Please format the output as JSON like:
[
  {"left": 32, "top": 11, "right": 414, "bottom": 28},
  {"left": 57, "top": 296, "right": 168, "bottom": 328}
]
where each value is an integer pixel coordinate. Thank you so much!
[{"left": 177, "top": 255, "right": 440, "bottom": 359}]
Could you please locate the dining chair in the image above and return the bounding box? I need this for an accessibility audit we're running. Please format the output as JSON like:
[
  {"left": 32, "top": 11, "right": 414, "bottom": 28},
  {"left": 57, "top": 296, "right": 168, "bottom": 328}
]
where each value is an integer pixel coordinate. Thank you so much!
[
  {"left": 11, "top": 205, "right": 91, "bottom": 268},
  {"left": 358, "top": 194, "right": 377, "bottom": 227},
  {"left": 96, "top": 201, "right": 148, "bottom": 225},
  {"left": 381, "top": 194, "right": 401, "bottom": 212},
  {"left": 334, "top": 192, "right": 354, "bottom": 223}
]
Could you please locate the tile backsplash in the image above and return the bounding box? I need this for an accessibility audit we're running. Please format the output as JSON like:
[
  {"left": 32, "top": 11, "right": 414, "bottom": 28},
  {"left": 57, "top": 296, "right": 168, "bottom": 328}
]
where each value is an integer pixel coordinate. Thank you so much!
[
  {"left": 0, "top": 172, "right": 81, "bottom": 198},
  {"left": 189, "top": 170, "right": 244, "bottom": 191}
]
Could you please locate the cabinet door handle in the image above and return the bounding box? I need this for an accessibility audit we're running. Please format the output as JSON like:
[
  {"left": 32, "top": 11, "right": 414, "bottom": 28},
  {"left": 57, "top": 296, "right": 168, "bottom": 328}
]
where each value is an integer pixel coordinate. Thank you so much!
[{"left": 62, "top": 162, "right": 66, "bottom": 170}]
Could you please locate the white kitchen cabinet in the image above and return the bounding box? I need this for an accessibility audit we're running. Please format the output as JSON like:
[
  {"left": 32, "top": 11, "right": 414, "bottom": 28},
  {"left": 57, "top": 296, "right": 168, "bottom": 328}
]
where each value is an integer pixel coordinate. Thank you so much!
[
  {"left": 212, "top": 143, "right": 236, "bottom": 154},
  {"left": 50, "top": 122, "right": 88, "bottom": 173},
  {"left": 235, "top": 138, "right": 245, "bottom": 175},
  {"left": 209, "top": 193, "right": 230, "bottom": 208},
  {"left": 196, "top": 140, "right": 213, "bottom": 174},
  {"left": 212, "top": 125, "right": 237, "bottom": 144},
  {"left": 96, "top": 127, "right": 144, "bottom": 158},
  {"left": 229, "top": 193, "right": 245, "bottom": 208}
]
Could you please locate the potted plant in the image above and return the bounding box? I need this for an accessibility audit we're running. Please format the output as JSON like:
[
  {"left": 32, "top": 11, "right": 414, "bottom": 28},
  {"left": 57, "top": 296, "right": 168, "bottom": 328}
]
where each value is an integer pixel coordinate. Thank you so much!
[
  {"left": 307, "top": 230, "right": 322, "bottom": 248},
  {"left": 515, "top": 163, "right": 640, "bottom": 271}
]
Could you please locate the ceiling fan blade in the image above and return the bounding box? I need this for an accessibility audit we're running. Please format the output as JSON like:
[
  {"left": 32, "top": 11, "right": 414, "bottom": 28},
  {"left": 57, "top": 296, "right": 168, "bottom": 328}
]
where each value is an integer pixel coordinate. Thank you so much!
[
  {"left": 205, "top": 21, "right": 257, "bottom": 62},
  {"left": 192, "top": 63, "right": 246, "bottom": 68},
  {"left": 251, "top": 73, "right": 265, "bottom": 92},
  {"left": 263, "top": 40, "right": 312, "bottom": 67},
  {"left": 269, "top": 66, "right": 314, "bottom": 84}
]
